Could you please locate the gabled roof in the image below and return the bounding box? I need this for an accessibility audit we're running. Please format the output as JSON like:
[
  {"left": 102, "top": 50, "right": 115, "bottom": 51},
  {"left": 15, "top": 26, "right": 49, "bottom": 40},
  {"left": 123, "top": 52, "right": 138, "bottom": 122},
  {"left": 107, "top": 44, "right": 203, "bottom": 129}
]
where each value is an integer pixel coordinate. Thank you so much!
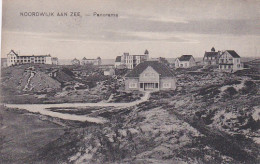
[
  {"left": 178, "top": 55, "right": 194, "bottom": 61},
  {"left": 125, "top": 61, "right": 174, "bottom": 78},
  {"left": 7, "top": 50, "right": 51, "bottom": 57},
  {"left": 115, "top": 56, "right": 121, "bottom": 62},
  {"left": 72, "top": 58, "right": 80, "bottom": 61},
  {"left": 204, "top": 52, "right": 218, "bottom": 58},
  {"left": 8, "top": 50, "right": 18, "bottom": 56},
  {"left": 225, "top": 50, "right": 240, "bottom": 58},
  {"left": 82, "top": 57, "right": 87, "bottom": 60}
]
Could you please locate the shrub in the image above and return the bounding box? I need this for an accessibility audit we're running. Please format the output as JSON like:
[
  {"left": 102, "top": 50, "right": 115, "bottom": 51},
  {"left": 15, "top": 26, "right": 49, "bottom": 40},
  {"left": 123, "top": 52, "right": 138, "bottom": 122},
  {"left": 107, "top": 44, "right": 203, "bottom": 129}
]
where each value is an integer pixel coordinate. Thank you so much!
[
  {"left": 240, "top": 81, "right": 257, "bottom": 95},
  {"left": 224, "top": 87, "right": 238, "bottom": 97}
]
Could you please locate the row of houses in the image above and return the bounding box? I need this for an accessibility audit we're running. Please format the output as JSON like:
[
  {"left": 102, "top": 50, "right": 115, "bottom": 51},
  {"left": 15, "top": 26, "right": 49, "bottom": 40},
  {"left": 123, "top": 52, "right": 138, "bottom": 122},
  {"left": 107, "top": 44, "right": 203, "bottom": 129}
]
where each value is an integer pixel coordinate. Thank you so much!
[
  {"left": 123, "top": 47, "right": 243, "bottom": 91},
  {"left": 174, "top": 48, "right": 242, "bottom": 71},
  {"left": 71, "top": 57, "right": 101, "bottom": 66},
  {"left": 6, "top": 50, "right": 58, "bottom": 66}
]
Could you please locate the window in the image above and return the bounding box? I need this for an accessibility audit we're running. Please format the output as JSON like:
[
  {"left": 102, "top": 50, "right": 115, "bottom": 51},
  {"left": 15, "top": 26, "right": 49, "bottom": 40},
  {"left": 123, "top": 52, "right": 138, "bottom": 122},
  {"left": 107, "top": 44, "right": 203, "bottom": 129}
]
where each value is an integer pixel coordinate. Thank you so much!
[
  {"left": 155, "top": 83, "right": 159, "bottom": 88},
  {"left": 140, "top": 83, "right": 143, "bottom": 88},
  {"left": 163, "top": 82, "right": 171, "bottom": 88},
  {"left": 129, "top": 82, "right": 137, "bottom": 88}
]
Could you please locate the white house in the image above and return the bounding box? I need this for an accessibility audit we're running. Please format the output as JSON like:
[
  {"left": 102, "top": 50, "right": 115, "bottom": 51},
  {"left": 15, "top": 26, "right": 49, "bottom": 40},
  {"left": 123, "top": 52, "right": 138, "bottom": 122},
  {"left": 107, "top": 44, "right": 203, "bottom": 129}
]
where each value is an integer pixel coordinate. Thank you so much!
[
  {"left": 6, "top": 50, "right": 56, "bottom": 67},
  {"left": 218, "top": 50, "right": 242, "bottom": 71},
  {"left": 104, "top": 68, "right": 115, "bottom": 76},
  {"left": 71, "top": 58, "right": 80, "bottom": 65},
  {"left": 175, "top": 55, "right": 196, "bottom": 68},
  {"left": 125, "top": 61, "right": 176, "bottom": 91}
]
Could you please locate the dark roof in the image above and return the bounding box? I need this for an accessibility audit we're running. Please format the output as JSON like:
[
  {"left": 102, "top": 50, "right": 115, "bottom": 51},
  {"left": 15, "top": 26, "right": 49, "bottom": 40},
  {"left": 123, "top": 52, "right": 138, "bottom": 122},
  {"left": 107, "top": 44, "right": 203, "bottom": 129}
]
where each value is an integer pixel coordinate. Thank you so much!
[
  {"left": 226, "top": 50, "right": 240, "bottom": 58},
  {"left": 72, "top": 58, "right": 80, "bottom": 61},
  {"left": 144, "top": 49, "right": 149, "bottom": 54},
  {"left": 115, "top": 56, "right": 121, "bottom": 62},
  {"left": 178, "top": 55, "right": 194, "bottom": 61},
  {"left": 204, "top": 52, "right": 218, "bottom": 58},
  {"left": 8, "top": 50, "right": 51, "bottom": 57},
  {"left": 7, "top": 50, "right": 18, "bottom": 56},
  {"left": 82, "top": 57, "right": 87, "bottom": 60},
  {"left": 125, "top": 61, "right": 174, "bottom": 78}
]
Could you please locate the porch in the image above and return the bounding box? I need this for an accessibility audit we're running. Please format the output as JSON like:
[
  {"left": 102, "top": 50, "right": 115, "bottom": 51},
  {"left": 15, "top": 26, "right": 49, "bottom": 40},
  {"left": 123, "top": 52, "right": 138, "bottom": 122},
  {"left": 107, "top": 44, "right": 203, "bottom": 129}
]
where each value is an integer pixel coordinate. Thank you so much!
[{"left": 139, "top": 82, "right": 159, "bottom": 91}]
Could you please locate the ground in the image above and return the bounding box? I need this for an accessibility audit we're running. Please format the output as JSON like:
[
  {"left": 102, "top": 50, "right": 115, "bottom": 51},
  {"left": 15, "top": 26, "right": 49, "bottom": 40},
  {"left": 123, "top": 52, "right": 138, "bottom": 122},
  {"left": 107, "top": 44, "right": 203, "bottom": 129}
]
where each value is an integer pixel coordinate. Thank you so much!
[{"left": 0, "top": 65, "right": 260, "bottom": 163}]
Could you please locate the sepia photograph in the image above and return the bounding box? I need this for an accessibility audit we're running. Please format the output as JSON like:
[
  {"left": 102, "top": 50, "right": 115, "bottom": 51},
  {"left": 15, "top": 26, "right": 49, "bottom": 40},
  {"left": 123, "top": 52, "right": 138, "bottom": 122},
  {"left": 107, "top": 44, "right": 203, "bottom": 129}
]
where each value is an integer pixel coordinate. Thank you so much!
[{"left": 0, "top": 0, "right": 259, "bottom": 163}]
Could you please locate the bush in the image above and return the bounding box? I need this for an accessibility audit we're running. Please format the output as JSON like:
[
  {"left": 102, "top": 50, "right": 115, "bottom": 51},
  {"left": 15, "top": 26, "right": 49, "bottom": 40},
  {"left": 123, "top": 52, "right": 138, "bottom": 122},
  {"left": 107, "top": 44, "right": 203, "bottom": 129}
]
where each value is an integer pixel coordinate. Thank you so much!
[
  {"left": 240, "top": 81, "right": 257, "bottom": 95},
  {"left": 225, "top": 87, "right": 238, "bottom": 97}
]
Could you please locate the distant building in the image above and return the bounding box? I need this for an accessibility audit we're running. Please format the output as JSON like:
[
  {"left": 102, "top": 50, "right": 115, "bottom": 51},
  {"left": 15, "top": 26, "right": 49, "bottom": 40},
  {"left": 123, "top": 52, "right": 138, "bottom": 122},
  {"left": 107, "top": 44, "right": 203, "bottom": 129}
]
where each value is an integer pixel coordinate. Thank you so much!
[
  {"left": 125, "top": 61, "right": 176, "bottom": 91},
  {"left": 71, "top": 58, "right": 80, "bottom": 65},
  {"left": 175, "top": 55, "right": 196, "bottom": 68},
  {"left": 114, "top": 56, "right": 122, "bottom": 68},
  {"left": 81, "top": 57, "right": 101, "bottom": 65},
  {"left": 51, "top": 57, "right": 59, "bottom": 65},
  {"left": 116, "top": 50, "right": 149, "bottom": 69},
  {"left": 6, "top": 50, "right": 57, "bottom": 67},
  {"left": 203, "top": 47, "right": 221, "bottom": 65},
  {"left": 98, "top": 64, "right": 114, "bottom": 71},
  {"left": 219, "top": 50, "right": 242, "bottom": 71},
  {"left": 104, "top": 68, "right": 115, "bottom": 76},
  {"left": 47, "top": 69, "right": 59, "bottom": 78}
]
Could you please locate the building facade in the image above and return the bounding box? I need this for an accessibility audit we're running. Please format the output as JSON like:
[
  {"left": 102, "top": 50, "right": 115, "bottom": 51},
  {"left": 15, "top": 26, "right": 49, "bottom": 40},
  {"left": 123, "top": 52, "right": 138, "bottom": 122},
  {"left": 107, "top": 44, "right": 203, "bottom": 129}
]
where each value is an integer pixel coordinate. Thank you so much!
[
  {"left": 115, "top": 50, "right": 149, "bottom": 69},
  {"left": 175, "top": 55, "right": 196, "bottom": 68},
  {"left": 81, "top": 57, "right": 101, "bottom": 65},
  {"left": 104, "top": 68, "right": 115, "bottom": 76},
  {"left": 125, "top": 61, "right": 176, "bottom": 91},
  {"left": 203, "top": 47, "right": 221, "bottom": 65},
  {"left": 51, "top": 57, "right": 59, "bottom": 65},
  {"left": 219, "top": 50, "right": 242, "bottom": 71},
  {"left": 114, "top": 56, "right": 122, "bottom": 68},
  {"left": 6, "top": 50, "right": 57, "bottom": 67}
]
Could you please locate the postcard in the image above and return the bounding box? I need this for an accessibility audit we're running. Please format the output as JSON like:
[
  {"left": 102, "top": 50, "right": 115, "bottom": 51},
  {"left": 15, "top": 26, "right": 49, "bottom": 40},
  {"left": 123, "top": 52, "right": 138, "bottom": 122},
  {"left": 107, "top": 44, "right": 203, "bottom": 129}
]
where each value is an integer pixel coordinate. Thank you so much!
[{"left": 0, "top": 0, "right": 259, "bottom": 163}]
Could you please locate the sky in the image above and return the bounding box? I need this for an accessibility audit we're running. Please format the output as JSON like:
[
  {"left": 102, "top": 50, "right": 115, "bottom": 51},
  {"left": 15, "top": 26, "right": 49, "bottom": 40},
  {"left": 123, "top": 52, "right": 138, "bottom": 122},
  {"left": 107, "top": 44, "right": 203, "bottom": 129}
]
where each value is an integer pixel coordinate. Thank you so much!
[{"left": 1, "top": 0, "right": 260, "bottom": 59}]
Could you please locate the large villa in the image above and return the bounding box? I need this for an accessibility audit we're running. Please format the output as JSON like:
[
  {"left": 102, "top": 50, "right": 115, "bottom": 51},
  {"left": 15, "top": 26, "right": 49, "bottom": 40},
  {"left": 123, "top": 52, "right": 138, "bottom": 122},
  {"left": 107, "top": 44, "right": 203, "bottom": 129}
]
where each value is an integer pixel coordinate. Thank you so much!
[{"left": 124, "top": 61, "right": 176, "bottom": 91}]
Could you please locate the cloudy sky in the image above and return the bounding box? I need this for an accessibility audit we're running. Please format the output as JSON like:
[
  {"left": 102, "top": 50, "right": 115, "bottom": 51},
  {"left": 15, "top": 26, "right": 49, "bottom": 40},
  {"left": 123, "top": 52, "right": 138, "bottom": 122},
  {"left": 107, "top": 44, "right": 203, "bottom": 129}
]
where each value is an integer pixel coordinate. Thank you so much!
[{"left": 1, "top": 0, "right": 260, "bottom": 59}]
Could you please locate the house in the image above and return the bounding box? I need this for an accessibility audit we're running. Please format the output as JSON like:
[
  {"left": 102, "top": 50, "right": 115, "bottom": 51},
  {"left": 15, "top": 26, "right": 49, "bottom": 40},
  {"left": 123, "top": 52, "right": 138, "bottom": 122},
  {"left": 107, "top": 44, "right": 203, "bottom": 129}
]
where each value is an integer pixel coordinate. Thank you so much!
[
  {"left": 81, "top": 57, "right": 101, "bottom": 65},
  {"left": 116, "top": 50, "right": 149, "bottom": 69},
  {"left": 175, "top": 55, "right": 196, "bottom": 68},
  {"left": 125, "top": 61, "right": 176, "bottom": 91},
  {"left": 98, "top": 64, "right": 114, "bottom": 71},
  {"left": 6, "top": 50, "right": 57, "bottom": 67},
  {"left": 104, "top": 68, "right": 115, "bottom": 76},
  {"left": 203, "top": 47, "right": 221, "bottom": 65},
  {"left": 71, "top": 58, "right": 80, "bottom": 65},
  {"left": 71, "top": 69, "right": 82, "bottom": 76},
  {"left": 47, "top": 69, "right": 59, "bottom": 78},
  {"left": 218, "top": 50, "right": 242, "bottom": 71},
  {"left": 51, "top": 57, "right": 59, "bottom": 65}
]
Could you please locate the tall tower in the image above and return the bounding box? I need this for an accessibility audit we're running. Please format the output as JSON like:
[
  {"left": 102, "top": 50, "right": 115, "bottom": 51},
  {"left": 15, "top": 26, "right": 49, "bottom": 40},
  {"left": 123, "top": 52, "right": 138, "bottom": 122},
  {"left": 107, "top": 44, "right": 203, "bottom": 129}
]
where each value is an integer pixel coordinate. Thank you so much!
[{"left": 144, "top": 49, "right": 149, "bottom": 59}]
